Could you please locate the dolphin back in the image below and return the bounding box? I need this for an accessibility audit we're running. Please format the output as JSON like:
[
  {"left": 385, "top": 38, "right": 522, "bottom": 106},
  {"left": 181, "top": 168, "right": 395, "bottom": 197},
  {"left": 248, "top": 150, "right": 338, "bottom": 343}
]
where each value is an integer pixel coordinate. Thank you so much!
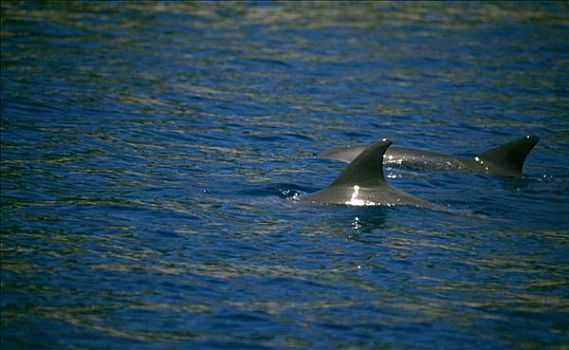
[
  {"left": 477, "top": 135, "right": 540, "bottom": 176},
  {"left": 318, "top": 144, "right": 368, "bottom": 162},
  {"left": 303, "top": 139, "right": 434, "bottom": 207}
]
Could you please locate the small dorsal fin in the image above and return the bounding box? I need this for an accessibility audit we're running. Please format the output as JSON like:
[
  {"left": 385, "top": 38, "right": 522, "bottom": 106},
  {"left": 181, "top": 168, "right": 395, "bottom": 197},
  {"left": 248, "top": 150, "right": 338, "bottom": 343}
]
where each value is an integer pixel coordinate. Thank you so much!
[
  {"left": 478, "top": 135, "right": 540, "bottom": 174},
  {"left": 331, "top": 139, "right": 392, "bottom": 186}
]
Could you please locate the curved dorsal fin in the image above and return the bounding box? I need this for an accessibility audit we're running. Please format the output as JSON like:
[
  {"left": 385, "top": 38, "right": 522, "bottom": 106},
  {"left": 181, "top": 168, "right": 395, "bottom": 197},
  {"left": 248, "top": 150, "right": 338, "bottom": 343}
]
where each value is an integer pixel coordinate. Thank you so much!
[
  {"left": 478, "top": 135, "right": 540, "bottom": 174},
  {"left": 331, "top": 139, "right": 392, "bottom": 186}
]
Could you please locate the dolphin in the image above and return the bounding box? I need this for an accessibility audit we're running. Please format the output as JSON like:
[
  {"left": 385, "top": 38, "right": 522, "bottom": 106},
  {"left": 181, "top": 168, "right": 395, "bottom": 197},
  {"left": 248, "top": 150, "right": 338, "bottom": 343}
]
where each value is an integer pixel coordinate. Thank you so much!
[
  {"left": 302, "top": 139, "right": 433, "bottom": 207},
  {"left": 319, "top": 135, "right": 539, "bottom": 178}
]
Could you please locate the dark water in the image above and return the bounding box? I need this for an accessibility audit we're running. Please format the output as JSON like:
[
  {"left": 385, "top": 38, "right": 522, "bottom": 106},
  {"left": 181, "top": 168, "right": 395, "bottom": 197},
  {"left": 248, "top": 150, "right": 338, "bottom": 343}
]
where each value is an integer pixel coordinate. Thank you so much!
[{"left": 1, "top": 2, "right": 568, "bottom": 349}]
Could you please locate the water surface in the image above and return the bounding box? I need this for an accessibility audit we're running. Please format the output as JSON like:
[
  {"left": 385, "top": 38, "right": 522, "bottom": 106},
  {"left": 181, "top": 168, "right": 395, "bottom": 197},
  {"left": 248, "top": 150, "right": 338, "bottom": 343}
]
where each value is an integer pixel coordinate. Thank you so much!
[{"left": 1, "top": 2, "right": 568, "bottom": 349}]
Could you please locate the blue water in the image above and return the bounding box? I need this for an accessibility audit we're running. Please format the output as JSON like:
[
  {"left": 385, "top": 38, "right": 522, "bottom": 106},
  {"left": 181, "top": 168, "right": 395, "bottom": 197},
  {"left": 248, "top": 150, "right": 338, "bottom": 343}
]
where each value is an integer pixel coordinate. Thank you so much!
[{"left": 1, "top": 2, "right": 568, "bottom": 349}]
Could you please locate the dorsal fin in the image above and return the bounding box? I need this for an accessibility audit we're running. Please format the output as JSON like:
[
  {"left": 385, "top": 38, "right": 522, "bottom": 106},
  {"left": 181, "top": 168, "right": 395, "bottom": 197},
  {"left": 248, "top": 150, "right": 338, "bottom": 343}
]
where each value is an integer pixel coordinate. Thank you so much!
[
  {"left": 478, "top": 135, "right": 540, "bottom": 174},
  {"left": 331, "top": 139, "right": 392, "bottom": 186}
]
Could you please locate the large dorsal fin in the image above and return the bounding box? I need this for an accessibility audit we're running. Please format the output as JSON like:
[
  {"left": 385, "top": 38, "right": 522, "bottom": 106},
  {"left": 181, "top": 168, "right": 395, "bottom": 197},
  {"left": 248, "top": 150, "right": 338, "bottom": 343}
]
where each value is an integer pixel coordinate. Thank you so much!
[
  {"left": 331, "top": 139, "right": 392, "bottom": 186},
  {"left": 478, "top": 135, "right": 540, "bottom": 174}
]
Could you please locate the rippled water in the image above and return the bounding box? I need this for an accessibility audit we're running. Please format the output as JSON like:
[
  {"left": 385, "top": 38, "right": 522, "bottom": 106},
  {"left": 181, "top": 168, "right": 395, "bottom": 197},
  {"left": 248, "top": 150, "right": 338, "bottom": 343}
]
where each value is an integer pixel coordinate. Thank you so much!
[{"left": 1, "top": 2, "right": 568, "bottom": 349}]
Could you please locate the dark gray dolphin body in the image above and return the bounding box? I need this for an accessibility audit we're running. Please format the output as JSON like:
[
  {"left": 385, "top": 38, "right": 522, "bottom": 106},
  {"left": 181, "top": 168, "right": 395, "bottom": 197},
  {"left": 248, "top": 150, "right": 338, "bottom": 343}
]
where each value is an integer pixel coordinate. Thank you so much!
[
  {"left": 302, "top": 139, "right": 433, "bottom": 207},
  {"left": 319, "top": 135, "right": 539, "bottom": 178}
]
